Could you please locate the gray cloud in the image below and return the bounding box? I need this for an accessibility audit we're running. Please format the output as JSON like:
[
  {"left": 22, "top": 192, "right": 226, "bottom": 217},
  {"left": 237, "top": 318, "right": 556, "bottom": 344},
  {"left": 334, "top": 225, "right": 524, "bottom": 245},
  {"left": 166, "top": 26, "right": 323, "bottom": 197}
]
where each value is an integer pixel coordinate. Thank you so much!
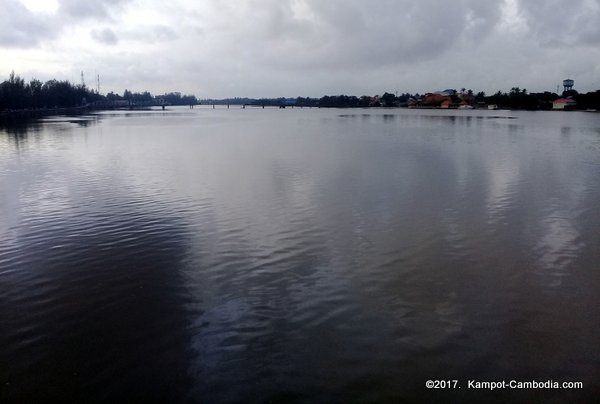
[
  {"left": 3, "top": 0, "right": 600, "bottom": 97},
  {"left": 119, "top": 25, "right": 179, "bottom": 44},
  {"left": 0, "top": 0, "right": 132, "bottom": 49},
  {"left": 153, "top": 25, "right": 178, "bottom": 42},
  {"left": 91, "top": 28, "right": 119, "bottom": 45},
  {"left": 58, "top": 0, "right": 133, "bottom": 21},
  {"left": 517, "top": 0, "right": 600, "bottom": 46},
  {"left": 0, "top": 0, "right": 58, "bottom": 48},
  {"left": 195, "top": 0, "right": 505, "bottom": 71}
]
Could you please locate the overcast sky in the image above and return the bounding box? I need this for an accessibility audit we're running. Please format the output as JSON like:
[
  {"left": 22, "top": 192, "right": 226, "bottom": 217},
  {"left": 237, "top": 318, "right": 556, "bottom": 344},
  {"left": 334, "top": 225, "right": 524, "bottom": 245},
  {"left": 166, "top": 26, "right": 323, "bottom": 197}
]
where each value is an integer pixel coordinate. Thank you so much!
[{"left": 1, "top": 0, "right": 599, "bottom": 98}]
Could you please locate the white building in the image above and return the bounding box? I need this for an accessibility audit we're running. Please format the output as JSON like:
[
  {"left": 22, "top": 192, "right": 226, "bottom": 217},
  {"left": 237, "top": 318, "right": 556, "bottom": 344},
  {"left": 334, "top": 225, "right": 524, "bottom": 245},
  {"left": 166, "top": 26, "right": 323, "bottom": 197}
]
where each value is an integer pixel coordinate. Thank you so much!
[{"left": 552, "top": 98, "right": 576, "bottom": 110}]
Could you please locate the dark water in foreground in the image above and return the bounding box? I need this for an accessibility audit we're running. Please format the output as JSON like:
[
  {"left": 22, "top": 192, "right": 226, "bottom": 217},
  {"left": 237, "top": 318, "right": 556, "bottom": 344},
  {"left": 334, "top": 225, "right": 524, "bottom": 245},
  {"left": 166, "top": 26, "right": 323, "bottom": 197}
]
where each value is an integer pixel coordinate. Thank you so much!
[{"left": 1, "top": 107, "right": 599, "bottom": 402}]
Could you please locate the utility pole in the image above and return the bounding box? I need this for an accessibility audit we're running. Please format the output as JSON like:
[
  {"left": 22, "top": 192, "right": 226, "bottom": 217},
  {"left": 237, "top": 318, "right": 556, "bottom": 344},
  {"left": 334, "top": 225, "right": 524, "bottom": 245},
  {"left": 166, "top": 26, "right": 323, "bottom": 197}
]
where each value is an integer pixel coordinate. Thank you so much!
[{"left": 81, "top": 71, "right": 85, "bottom": 88}]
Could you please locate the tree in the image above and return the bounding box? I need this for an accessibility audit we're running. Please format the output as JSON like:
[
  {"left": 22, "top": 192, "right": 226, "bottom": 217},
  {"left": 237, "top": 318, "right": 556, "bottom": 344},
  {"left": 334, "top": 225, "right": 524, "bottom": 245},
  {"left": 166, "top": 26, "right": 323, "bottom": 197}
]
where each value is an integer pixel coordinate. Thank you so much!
[
  {"left": 359, "top": 95, "right": 371, "bottom": 107},
  {"left": 106, "top": 91, "right": 122, "bottom": 101},
  {"left": 381, "top": 92, "right": 397, "bottom": 107},
  {"left": 28, "top": 79, "right": 43, "bottom": 108},
  {"left": 0, "top": 71, "right": 27, "bottom": 109}
]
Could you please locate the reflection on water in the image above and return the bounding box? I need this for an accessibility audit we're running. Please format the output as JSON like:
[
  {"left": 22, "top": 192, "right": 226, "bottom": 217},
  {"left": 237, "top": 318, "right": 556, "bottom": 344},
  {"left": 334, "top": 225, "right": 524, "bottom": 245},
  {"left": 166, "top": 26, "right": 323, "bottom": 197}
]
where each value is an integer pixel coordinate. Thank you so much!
[
  {"left": 1, "top": 108, "right": 600, "bottom": 402},
  {"left": 0, "top": 181, "right": 193, "bottom": 402}
]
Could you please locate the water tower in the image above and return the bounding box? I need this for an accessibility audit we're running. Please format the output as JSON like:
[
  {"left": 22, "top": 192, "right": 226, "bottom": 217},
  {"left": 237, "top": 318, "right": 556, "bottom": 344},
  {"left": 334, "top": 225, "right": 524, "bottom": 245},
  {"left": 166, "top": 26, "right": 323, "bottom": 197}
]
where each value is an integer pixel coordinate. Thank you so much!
[{"left": 563, "top": 78, "right": 574, "bottom": 92}]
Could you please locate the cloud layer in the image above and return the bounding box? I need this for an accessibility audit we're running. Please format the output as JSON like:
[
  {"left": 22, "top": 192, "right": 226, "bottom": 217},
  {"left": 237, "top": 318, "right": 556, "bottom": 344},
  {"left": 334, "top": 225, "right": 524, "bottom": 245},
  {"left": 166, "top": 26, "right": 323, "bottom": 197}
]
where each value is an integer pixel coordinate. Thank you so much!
[{"left": 1, "top": 0, "right": 599, "bottom": 97}]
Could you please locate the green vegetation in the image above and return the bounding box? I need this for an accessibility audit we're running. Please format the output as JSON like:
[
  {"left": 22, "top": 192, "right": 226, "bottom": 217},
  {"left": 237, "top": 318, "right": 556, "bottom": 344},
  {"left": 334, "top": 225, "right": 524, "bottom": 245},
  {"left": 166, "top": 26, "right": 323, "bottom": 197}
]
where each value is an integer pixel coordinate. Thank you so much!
[
  {"left": 0, "top": 71, "right": 197, "bottom": 112},
  {"left": 0, "top": 71, "right": 101, "bottom": 110},
  {"left": 2, "top": 71, "right": 600, "bottom": 112},
  {"left": 305, "top": 88, "right": 600, "bottom": 110}
]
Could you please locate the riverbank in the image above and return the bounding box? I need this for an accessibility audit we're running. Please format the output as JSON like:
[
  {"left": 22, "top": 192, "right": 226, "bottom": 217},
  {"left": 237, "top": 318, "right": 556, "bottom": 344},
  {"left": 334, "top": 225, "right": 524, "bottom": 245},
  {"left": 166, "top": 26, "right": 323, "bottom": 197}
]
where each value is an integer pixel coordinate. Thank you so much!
[
  {"left": 0, "top": 105, "right": 163, "bottom": 123},
  {"left": 0, "top": 106, "right": 91, "bottom": 121},
  {"left": 2, "top": 104, "right": 597, "bottom": 125}
]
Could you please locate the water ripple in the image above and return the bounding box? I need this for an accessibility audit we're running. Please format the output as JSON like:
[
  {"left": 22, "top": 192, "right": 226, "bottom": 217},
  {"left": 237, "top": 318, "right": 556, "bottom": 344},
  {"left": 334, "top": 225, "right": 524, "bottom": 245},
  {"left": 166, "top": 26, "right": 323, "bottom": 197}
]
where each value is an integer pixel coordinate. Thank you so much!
[{"left": 2, "top": 108, "right": 600, "bottom": 402}]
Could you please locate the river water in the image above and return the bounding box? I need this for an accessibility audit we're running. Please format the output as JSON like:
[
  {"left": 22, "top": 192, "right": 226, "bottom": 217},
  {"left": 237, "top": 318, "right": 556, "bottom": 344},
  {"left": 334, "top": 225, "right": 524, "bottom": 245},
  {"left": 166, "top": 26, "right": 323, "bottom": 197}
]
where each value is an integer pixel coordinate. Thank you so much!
[{"left": 1, "top": 107, "right": 599, "bottom": 402}]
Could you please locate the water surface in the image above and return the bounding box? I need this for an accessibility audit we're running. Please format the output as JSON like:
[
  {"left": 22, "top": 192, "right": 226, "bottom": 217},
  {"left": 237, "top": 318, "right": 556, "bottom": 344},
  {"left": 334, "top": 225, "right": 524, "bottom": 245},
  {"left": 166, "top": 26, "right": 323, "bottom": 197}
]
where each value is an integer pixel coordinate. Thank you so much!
[{"left": 1, "top": 107, "right": 599, "bottom": 402}]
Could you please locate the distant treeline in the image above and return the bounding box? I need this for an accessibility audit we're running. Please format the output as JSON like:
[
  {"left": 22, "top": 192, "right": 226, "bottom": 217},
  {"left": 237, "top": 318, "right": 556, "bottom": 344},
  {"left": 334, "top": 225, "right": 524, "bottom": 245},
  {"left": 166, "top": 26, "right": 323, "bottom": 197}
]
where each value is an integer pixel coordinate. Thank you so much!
[
  {"left": 204, "top": 89, "right": 600, "bottom": 110},
  {"left": 299, "top": 93, "right": 402, "bottom": 108},
  {"left": 200, "top": 93, "right": 408, "bottom": 108},
  {"left": 0, "top": 72, "right": 99, "bottom": 110},
  {"left": 302, "top": 89, "right": 600, "bottom": 109},
  {"left": 2, "top": 71, "right": 600, "bottom": 112},
  {"left": 106, "top": 90, "right": 197, "bottom": 106},
  {"left": 479, "top": 87, "right": 600, "bottom": 110},
  {"left": 0, "top": 71, "right": 197, "bottom": 111}
]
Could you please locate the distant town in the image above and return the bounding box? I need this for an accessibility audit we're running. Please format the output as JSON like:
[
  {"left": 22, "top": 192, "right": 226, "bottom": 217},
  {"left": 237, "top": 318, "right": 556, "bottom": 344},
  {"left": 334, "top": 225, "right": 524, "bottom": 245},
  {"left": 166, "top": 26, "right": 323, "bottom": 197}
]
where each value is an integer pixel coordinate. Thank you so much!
[{"left": 1, "top": 71, "right": 599, "bottom": 117}]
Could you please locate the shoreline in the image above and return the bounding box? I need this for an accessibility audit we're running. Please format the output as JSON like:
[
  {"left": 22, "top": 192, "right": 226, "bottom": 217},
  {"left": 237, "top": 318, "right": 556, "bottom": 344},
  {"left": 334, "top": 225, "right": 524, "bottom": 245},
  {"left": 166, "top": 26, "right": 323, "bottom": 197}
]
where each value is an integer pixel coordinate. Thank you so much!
[
  {"left": 1, "top": 105, "right": 596, "bottom": 123},
  {"left": 0, "top": 105, "right": 165, "bottom": 123},
  {"left": 0, "top": 106, "right": 92, "bottom": 120}
]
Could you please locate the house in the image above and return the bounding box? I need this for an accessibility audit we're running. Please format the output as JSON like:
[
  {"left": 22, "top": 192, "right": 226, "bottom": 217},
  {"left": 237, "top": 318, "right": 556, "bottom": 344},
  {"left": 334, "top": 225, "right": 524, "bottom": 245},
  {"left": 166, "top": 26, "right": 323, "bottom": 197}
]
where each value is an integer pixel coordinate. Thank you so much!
[
  {"left": 552, "top": 98, "right": 576, "bottom": 110},
  {"left": 441, "top": 99, "right": 453, "bottom": 109},
  {"left": 422, "top": 93, "right": 452, "bottom": 107}
]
